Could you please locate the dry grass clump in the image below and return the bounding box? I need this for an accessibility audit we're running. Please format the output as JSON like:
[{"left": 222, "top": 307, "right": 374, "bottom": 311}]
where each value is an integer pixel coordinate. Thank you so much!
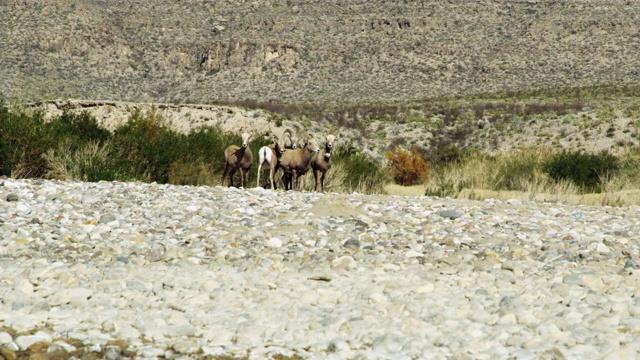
[
  {"left": 424, "top": 146, "right": 640, "bottom": 206},
  {"left": 42, "top": 140, "right": 113, "bottom": 181}
]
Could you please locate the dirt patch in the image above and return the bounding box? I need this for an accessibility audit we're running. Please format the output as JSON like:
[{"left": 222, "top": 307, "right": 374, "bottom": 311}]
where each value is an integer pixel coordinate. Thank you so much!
[
  {"left": 309, "top": 200, "right": 362, "bottom": 217},
  {"left": 383, "top": 183, "right": 427, "bottom": 197},
  {"left": 458, "top": 188, "right": 640, "bottom": 207}
]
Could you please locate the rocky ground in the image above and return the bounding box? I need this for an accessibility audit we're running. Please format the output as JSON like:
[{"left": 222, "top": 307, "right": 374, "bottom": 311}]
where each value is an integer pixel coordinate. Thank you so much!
[{"left": 1, "top": 178, "right": 640, "bottom": 359}]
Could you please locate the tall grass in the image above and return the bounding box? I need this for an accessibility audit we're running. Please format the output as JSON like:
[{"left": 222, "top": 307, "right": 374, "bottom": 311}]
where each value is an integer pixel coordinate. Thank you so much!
[
  {"left": 330, "top": 142, "right": 387, "bottom": 194},
  {"left": 425, "top": 146, "right": 640, "bottom": 205}
]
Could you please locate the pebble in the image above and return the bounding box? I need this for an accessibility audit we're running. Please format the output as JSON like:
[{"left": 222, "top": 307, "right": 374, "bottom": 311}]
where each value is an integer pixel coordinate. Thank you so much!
[{"left": 0, "top": 179, "right": 639, "bottom": 359}]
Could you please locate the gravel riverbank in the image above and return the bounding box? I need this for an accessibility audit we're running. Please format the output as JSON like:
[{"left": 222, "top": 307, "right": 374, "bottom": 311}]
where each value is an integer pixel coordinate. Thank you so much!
[{"left": 1, "top": 179, "right": 639, "bottom": 359}]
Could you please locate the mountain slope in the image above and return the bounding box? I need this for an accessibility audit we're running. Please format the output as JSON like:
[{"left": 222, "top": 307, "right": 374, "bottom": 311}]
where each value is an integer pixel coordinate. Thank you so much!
[{"left": 2, "top": 1, "right": 640, "bottom": 104}]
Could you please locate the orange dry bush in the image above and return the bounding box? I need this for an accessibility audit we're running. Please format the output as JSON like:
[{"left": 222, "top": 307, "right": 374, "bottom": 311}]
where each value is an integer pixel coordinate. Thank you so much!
[{"left": 385, "top": 148, "right": 430, "bottom": 186}]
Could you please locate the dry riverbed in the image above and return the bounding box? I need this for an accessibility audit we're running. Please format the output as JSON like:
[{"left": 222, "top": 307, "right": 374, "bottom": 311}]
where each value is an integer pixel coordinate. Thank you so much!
[{"left": 1, "top": 179, "right": 639, "bottom": 359}]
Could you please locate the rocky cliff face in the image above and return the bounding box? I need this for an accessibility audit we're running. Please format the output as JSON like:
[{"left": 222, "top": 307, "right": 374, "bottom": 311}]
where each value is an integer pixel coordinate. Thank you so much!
[
  {"left": 1, "top": 1, "right": 639, "bottom": 104},
  {"left": 200, "top": 41, "right": 299, "bottom": 72}
]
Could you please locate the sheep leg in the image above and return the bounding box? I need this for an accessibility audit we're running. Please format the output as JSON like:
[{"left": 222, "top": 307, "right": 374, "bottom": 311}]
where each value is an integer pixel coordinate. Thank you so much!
[
  {"left": 282, "top": 172, "right": 292, "bottom": 191},
  {"left": 273, "top": 163, "right": 282, "bottom": 190},
  {"left": 313, "top": 169, "right": 319, "bottom": 192},
  {"left": 222, "top": 163, "right": 229, "bottom": 186},
  {"left": 268, "top": 165, "right": 275, "bottom": 190},
  {"left": 244, "top": 168, "right": 250, "bottom": 188},
  {"left": 239, "top": 169, "right": 245, "bottom": 188},
  {"left": 320, "top": 171, "right": 327, "bottom": 192},
  {"left": 228, "top": 168, "right": 237, "bottom": 187},
  {"left": 256, "top": 163, "right": 262, "bottom": 188}
]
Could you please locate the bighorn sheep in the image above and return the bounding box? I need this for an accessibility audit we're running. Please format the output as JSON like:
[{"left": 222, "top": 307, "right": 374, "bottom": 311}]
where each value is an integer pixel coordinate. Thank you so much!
[
  {"left": 311, "top": 134, "right": 337, "bottom": 192},
  {"left": 222, "top": 131, "right": 253, "bottom": 188},
  {"left": 282, "top": 128, "right": 302, "bottom": 150},
  {"left": 256, "top": 132, "right": 285, "bottom": 190},
  {"left": 279, "top": 135, "right": 320, "bottom": 191}
]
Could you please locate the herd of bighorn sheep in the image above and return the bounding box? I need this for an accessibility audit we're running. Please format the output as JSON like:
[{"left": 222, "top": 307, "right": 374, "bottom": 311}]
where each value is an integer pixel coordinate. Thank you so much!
[{"left": 222, "top": 128, "right": 337, "bottom": 192}]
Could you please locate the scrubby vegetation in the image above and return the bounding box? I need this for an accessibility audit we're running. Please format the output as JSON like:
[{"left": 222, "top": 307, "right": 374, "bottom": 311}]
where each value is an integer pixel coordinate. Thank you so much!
[
  {"left": 0, "top": 106, "right": 387, "bottom": 194},
  {"left": 424, "top": 147, "right": 640, "bottom": 206},
  {"left": 385, "top": 148, "right": 430, "bottom": 186},
  {"left": 3, "top": 82, "right": 640, "bottom": 202}
]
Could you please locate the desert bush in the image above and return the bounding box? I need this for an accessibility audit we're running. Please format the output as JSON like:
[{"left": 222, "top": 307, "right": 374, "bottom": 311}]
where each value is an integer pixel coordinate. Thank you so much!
[
  {"left": 43, "top": 140, "right": 123, "bottom": 182},
  {"left": 46, "top": 111, "right": 110, "bottom": 148},
  {"left": 183, "top": 125, "right": 238, "bottom": 174},
  {"left": 168, "top": 160, "right": 215, "bottom": 186},
  {"left": 492, "top": 148, "right": 552, "bottom": 191},
  {"left": 331, "top": 142, "right": 387, "bottom": 194},
  {"left": 385, "top": 147, "right": 430, "bottom": 186},
  {"left": 428, "top": 138, "right": 465, "bottom": 166},
  {"left": 0, "top": 108, "right": 55, "bottom": 178},
  {"left": 425, "top": 148, "right": 563, "bottom": 198},
  {"left": 111, "top": 108, "right": 186, "bottom": 183},
  {"left": 424, "top": 151, "right": 492, "bottom": 198},
  {"left": 544, "top": 150, "right": 619, "bottom": 193}
]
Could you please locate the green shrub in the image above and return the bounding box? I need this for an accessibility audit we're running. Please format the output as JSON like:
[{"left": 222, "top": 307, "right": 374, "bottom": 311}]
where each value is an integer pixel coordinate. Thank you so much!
[
  {"left": 492, "top": 149, "right": 547, "bottom": 191},
  {"left": 0, "top": 108, "right": 53, "bottom": 178},
  {"left": 46, "top": 111, "right": 110, "bottom": 149},
  {"left": 332, "top": 142, "right": 387, "bottom": 194},
  {"left": 544, "top": 150, "right": 619, "bottom": 193},
  {"left": 43, "top": 140, "right": 125, "bottom": 182},
  {"left": 168, "top": 160, "right": 215, "bottom": 186},
  {"left": 111, "top": 108, "right": 186, "bottom": 183}
]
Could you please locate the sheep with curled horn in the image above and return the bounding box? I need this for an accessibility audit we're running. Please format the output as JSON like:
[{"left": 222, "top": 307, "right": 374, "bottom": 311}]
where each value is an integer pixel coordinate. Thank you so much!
[
  {"left": 221, "top": 129, "right": 254, "bottom": 188},
  {"left": 256, "top": 131, "right": 285, "bottom": 190},
  {"left": 311, "top": 133, "right": 338, "bottom": 192},
  {"left": 282, "top": 128, "right": 302, "bottom": 150},
  {"left": 278, "top": 134, "right": 320, "bottom": 191}
]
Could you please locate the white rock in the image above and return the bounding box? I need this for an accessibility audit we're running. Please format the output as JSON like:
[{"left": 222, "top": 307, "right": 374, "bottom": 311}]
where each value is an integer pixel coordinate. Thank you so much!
[
  {"left": 0, "top": 332, "right": 13, "bottom": 345},
  {"left": 48, "top": 287, "right": 94, "bottom": 306},
  {"left": 15, "top": 332, "right": 53, "bottom": 350},
  {"left": 266, "top": 237, "right": 283, "bottom": 248},
  {"left": 15, "top": 279, "right": 34, "bottom": 294},
  {"left": 596, "top": 243, "right": 610, "bottom": 254},
  {"left": 412, "top": 283, "right": 435, "bottom": 293},
  {"left": 164, "top": 323, "right": 196, "bottom": 338},
  {"left": 139, "top": 346, "right": 165, "bottom": 358},
  {"left": 405, "top": 250, "right": 423, "bottom": 258},
  {"left": 331, "top": 255, "right": 357, "bottom": 270},
  {"left": 172, "top": 337, "right": 200, "bottom": 354},
  {"left": 372, "top": 332, "right": 404, "bottom": 353}
]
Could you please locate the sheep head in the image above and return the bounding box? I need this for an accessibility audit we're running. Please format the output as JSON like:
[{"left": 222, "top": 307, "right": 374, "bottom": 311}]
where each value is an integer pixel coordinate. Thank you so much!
[
  {"left": 270, "top": 133, "right": 286, "bottom": 162},
  {"left": 240, "top": 131, "right": 252, "bottom": 148},
  {"left": 273, "top": 133, "right": 286, "bottom": 156},
  {"left": 283, "top": 128, "right": 299, "bottom": 149},
  {"left": 324, "top": 134, "right": 336, "bottom": 158},
  {"left": 304, "top": 135, "right": 320, "bottom": 153}
]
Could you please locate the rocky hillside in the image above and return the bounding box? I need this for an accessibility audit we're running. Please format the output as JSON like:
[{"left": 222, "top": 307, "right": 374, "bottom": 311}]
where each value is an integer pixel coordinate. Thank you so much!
[{"left": 2, "top": 1, "right": 640, "bottom": 104}]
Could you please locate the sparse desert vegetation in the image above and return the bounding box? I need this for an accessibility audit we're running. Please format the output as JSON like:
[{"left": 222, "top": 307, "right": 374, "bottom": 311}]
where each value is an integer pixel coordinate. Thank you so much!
[{"left": 2, "top": 1, "right": 640, "bottom": 205}]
